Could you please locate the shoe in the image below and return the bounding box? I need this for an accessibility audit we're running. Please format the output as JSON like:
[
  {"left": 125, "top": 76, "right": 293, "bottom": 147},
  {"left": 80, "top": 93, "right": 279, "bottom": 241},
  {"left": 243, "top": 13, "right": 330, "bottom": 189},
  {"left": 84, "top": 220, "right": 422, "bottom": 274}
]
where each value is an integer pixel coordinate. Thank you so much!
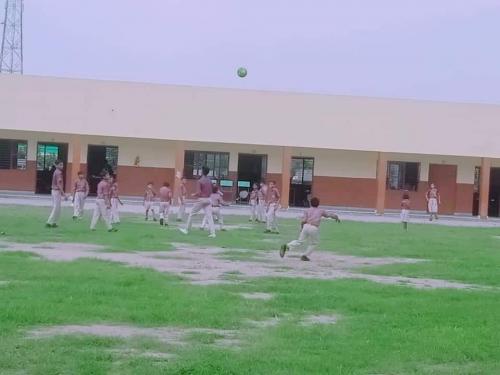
[
  {"left": 90, "top": 228, "right": 96, "bottom": 231},
  {"left": 145, "top": 217, "right": 148, "bottom": 221},
  {"left": 264, "top": 229, "right": 272, "bottom": 233},
  {"left": 221, "top": 228, "right": 227, "bottom": 232},
  {"left": 159, "top": 218, "right": 164, "bottom": 226},
  {"left": 51, "top": 223, "right": 58, "bottom": 228},
  {"left": 179, "top": 228, "right": 188, "bottom": 235},
  {"left": 273, "top": 231, "right": 280, "bottom": 235},
  {"left": 280, "top": 244, "right": 289, "bottom": 258},
  {"left": 300, "top": 255, "right": 311, "bottom": 262},
  {"left": 108, "top": 228, "right": 118, "bottom": 232},
  {"left": 208, "top": 233, "right": 216, "bottom": 238},
  {"left": 153, "top": 218, "right": 157, "bottom": 222},
  {"left": 45, "top": 223, "right": 52, "bottom": 228},
  {"left": 72, "top": 216, "right": 77, "bottom": 221}
]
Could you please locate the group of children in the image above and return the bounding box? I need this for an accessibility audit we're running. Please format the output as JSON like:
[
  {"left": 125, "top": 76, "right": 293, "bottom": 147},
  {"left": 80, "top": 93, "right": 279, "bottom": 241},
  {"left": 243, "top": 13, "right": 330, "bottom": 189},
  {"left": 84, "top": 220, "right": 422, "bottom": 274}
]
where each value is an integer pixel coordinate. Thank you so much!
[
  {"left": 45, "top": 160, "right": 120, "bottom": 232},
  {"left": 44, "top": 161, "right": 442, "bottom": 262},
  {"left": 248, "top": 180, "right": 282, "bottom": 233}
]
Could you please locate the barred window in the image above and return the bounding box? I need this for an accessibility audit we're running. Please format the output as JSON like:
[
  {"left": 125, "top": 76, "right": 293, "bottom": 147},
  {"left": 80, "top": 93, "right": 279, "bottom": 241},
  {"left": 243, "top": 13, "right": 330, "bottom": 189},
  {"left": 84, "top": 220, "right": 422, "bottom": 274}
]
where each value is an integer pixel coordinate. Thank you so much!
[
  {"left": 0, "top": 139, "right": 27, "bottom": 170},
  {"left": 184, "top": 151, "right": 229, "bottom": 179},
  {"left": 387, "top": 161, "right": 420, "bottom": 191}
]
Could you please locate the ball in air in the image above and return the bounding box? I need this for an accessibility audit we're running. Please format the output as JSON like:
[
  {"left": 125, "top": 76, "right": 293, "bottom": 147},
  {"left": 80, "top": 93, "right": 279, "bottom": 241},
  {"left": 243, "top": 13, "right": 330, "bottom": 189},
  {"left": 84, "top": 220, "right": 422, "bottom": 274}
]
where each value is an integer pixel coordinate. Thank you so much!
[{"left": 237, "top": 67, "right": 247, "bottom": 78}]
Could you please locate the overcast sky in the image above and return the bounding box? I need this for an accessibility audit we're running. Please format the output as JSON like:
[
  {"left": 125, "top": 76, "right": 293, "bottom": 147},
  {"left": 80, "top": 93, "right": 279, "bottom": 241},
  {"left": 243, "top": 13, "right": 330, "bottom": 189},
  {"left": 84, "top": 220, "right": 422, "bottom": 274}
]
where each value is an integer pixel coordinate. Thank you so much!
[{"left": 23, "top": 0, "right": 500, "bottom": 103}]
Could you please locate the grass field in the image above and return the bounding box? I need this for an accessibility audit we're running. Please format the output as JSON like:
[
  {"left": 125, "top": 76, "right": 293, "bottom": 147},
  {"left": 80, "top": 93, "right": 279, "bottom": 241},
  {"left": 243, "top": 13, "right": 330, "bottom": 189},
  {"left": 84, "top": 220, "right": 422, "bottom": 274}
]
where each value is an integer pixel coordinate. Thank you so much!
[{"left": 1, "top": 205, "right": 500, "bottom": 374}]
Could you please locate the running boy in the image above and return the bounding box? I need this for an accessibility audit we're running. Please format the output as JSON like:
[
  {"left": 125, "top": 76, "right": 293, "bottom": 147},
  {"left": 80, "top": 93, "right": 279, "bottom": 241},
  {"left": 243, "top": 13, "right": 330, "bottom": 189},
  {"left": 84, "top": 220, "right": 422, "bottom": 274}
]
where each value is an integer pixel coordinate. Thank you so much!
[
  {"left": 72, "top": 171, "right": 89, "bottom": 220},
  {"left": 46, "top": 160, "right": 67, "bottom": 228},
  {"left": 176, "top": 177, "right": 188, "bottom": 221},
  {"left": 401, "top": 191, "right": 410, "bottom": 231},
  {"left": 179, "top": 166, "right": 216, "bottom": 238},
  {"left": 201, "top": 185, "right": 229, "bottom": 231},
  {"left": 249, "top": 183, "right": 259, "bottom": 222},
  {"left": 109, "top": 174, "right": 123, "bottom": 225},
  {"left": 265, "top": 181, "right": 280, "bottom": 234},
  {"left": 90, "top": 172, "right": 117, "bottom": 232},
  {"left": 144, "top": 182, "right": 157, "bottom": 221},
  {"left": 159, "top": 182, "right": 173, "bottom": 226},
  {"left": 280, "top": 197, "right": 340, "bottom": 261}
]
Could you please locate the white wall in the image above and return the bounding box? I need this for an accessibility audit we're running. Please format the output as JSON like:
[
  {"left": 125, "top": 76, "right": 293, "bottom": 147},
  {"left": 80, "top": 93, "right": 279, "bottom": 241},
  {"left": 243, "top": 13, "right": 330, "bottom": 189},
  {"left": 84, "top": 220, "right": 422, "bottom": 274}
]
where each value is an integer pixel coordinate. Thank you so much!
[
  {"left": 292, "top": 148, "right": 378, "bottom": 178},
  {"left": 2, "top": 75, "right": 500, "bottom": 158}
]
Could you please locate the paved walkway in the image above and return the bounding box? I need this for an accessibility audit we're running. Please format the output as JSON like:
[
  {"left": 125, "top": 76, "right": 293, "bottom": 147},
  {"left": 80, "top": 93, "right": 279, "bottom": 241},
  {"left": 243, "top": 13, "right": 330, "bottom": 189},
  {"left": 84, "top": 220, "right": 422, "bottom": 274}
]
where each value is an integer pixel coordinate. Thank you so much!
[{"left": 1, "top": 192, "right": 499, "bottom": 228}]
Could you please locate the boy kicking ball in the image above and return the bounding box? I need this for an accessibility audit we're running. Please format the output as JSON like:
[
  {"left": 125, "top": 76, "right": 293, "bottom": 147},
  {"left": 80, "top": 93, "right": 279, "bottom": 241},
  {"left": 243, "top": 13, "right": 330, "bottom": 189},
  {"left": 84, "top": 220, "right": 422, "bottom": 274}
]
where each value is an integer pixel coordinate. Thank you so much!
[{"left": 280, "top": 197, "right": 340, "bottom": 261}]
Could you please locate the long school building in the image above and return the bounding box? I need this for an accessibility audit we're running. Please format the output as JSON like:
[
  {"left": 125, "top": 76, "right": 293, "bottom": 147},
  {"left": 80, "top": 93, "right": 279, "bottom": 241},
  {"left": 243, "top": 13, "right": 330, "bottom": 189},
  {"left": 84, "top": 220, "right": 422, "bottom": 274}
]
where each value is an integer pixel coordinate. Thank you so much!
[{"left": 1, "top": 74, "right": 500, "bottom": 218}]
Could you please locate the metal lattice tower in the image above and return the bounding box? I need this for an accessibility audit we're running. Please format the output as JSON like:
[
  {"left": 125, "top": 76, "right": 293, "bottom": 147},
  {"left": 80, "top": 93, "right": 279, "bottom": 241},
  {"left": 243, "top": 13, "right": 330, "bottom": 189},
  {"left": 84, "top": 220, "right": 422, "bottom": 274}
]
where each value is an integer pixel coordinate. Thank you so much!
[{"left": 0, "top": 0, "right": 23, "bottom": 74}]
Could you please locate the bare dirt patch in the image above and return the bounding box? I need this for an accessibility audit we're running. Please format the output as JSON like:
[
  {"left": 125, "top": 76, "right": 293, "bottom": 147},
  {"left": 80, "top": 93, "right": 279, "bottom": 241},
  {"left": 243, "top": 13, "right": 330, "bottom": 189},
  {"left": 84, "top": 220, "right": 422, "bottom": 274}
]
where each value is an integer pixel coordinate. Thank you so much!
[
  {"left": 301, "top": 314, "right": 339, "bottom": 326},
  {"left": 0, "top": 240, "right": 483, "bottom": 290},
  {"left": 240, "top": 292, "right": 273, "bottom": 300},
  {"left": 108, "top": 348, "right": 175, "bottom": 360},
  {"left": 27, "top": 324, "right": 240, "bottom": 349}
]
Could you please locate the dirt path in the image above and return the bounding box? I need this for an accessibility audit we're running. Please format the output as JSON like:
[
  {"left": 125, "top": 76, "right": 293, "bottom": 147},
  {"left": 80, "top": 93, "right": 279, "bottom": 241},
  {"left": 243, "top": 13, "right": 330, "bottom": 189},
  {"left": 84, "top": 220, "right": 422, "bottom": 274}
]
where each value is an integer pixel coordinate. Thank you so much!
[{"left": 0, "top": 240, "right": 482, "bottom": 289}]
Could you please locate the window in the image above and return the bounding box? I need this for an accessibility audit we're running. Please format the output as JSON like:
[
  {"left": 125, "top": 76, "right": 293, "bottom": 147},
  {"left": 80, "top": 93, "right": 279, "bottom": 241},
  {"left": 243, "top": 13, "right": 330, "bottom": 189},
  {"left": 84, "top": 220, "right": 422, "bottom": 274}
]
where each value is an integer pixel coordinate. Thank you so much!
[
  {"left": 184, "top": 151, "right": 229, "bottom": 179},
  {"left": 105, "top": 146, "right": 119, "bottom": 172},
  {"left": 387, "top": 161, "right": 420, "bottom": 191},
  {"left": 474, "top": 166, "right": 481, "bottom": 193},
  {"left": 291, "top": 157, "right": 314, "bottom": 185},
  {"left": 0, "top": 139, "right": 27, "bottom": 170},
  {"left": 37, "top": 144, "right": 60, "bottom": 171}
]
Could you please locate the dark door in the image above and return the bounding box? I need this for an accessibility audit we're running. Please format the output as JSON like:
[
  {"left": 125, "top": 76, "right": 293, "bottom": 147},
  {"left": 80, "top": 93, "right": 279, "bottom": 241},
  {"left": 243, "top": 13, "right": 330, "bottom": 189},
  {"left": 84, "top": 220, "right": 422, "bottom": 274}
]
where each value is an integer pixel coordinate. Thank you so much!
[
  {"left": 428, "top": 164, "right": 457, "bottom": 215},
  {"left": 35, "top": 143, "right": 68, "bottom": 194},
  {"left": 86, "top": 145, "right": 119, "bottom": 195},
  {"left": 290, "top": 157, "right": 314, "bottom": 207},
  {"left": 237, "top": 154, "right": 267, "bottom": 202},
  {"left": 488, "top": 168, "right": 500, "bottom": 217}
]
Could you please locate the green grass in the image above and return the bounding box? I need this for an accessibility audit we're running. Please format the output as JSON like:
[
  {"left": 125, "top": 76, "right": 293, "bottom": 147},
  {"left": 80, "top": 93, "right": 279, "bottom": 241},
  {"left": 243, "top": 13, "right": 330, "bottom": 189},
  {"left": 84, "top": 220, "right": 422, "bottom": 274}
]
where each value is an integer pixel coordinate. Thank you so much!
[{"left": 1, "top": 205, "right": 500, "bottom": 374}]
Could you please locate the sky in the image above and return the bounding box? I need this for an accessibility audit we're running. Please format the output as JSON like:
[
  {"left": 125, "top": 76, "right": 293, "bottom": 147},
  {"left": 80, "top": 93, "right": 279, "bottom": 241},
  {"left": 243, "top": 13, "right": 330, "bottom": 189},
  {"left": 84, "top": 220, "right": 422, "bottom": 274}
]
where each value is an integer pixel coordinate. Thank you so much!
[{"left": 23, "top": 0, "right": 500, "bottom": 103}]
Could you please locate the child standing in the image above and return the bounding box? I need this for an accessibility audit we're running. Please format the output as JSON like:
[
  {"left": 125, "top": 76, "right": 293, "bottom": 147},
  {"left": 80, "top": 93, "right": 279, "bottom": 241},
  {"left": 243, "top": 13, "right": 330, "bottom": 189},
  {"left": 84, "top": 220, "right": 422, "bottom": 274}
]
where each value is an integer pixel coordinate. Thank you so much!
[
  {"left": 109, "top": 174, "right": 123, "bottom": 225},
  {"left": 144, "top": 182, "right": 157, "bottom": 221},
  {"left": 72, "top": 171, "right": 89, "bottom": 220},
  {"left": 265, "top": 181, "right": 280, "bottom": 234},
  {"left": 426, "top": 183, "right": 441, "bottom": 221},
  {"left": 159, "top": 182, "right": 173, "bottom": 226},
  {"left": 249, "top": 183, "right": 259, "bottom": 222},
  {"left": 176, "top": 177, "right": 188, "bottom": 222},
  {"left": 257, "top": 181, "right": 268, "bottom": 222},
  {"left": 90, "top": 172, "right": 117, "bottom": 232},
  {"left": 201, "top": 185, "right": 229, "bottom": 231},
  {"left": 280, "top": 197, "right": 340, "bottom": 261},
  {"left": 401, "top": 191, "right": 410, "bottom": 231},
  {"left": 46, "top": 160, "right": 68, "bottom": 228}
]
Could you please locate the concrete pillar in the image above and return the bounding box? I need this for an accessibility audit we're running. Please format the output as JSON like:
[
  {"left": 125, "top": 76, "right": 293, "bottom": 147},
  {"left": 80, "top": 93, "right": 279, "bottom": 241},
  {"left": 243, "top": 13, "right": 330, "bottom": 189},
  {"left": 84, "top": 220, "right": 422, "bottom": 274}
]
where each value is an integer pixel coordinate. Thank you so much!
[
  {"left": 375, "top": 152, "right": 387, "bottom": 215},
  {"left": 173, "top": 140, "right": 185, "bottom": 205},
  {"left": 280, "top": 146, "right": 292, "bottom": 208},
  {"left": 479, "top": 157, "right": 491, "bottom": 220},
  {"left": 68, "top": 135, "right": 81, "bottom": 190}
]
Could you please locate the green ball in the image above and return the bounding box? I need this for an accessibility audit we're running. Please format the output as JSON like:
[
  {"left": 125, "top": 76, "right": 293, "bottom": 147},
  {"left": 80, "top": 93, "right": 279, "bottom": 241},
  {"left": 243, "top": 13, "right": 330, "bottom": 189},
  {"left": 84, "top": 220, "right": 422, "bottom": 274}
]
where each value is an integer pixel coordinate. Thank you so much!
[{"left": 237, "top": 67, "right": 247, "bottom": 78}]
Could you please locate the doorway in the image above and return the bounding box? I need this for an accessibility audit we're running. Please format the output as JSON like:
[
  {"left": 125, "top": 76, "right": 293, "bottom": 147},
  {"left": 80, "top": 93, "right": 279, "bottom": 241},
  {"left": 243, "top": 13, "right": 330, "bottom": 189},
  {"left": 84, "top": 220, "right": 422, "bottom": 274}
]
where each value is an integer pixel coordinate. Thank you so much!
[
  {"left": 428, "top": 164, "right": 457, "bottom": 215},
  {"left": 237, "top": 154, "right": 267, "bottom": 201},
  {"left": 488, "top": 168, "right": 500, "bottom": 217},
  {"left": 290, "top": 157, "right": 314, "bottom": 207},
  {"left": 35, "top": 143, "right": 68, "bottom": 194},
  {"left": 86, "top": 145, "right": 119, "bottom": 195}
]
